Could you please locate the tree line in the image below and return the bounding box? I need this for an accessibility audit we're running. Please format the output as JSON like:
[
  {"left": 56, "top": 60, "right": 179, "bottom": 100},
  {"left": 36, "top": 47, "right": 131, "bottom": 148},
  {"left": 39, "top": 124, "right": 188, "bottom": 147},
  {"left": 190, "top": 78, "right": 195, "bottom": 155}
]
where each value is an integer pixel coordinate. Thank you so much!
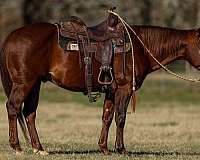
[{"left": 23, "top": 0, "right": 200, "bottom": 28}]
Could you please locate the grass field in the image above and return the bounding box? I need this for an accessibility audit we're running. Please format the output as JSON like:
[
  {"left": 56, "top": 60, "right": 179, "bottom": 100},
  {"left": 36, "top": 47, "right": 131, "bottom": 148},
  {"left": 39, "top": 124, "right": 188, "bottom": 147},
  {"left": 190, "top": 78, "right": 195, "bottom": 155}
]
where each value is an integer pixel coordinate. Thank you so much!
[{"left": 1, "top": 75, "right": 200, "bottom": 160}]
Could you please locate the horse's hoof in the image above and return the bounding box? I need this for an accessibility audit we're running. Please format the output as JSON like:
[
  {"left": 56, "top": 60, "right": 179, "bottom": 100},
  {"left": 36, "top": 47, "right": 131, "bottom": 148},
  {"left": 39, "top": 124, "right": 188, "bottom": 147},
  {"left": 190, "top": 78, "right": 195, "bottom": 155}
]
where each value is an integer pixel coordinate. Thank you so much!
[
  {"left": 102, "top": 149, "right": 111, "bottom": 155},
  {"left": 99, "top": 147, "right": 110, "bottom": 155},
  {"left": 115, "top": 148, "right": 128, "bottom": 154},
  {"left": 33, "top": 149, "right": 49, "bottom": 155},
  {"left": 16, "top": 151, "right": 24, "bottom": 155},
  {"left": 121, "top": 150, "right": 128, "bottom": 155}
]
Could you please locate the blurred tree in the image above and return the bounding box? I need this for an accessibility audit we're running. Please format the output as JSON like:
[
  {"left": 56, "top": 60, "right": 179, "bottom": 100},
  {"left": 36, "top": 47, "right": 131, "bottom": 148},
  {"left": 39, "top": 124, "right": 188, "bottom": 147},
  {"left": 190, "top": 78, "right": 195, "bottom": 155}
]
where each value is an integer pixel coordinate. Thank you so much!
[
  {"left": 141, "top": 0, "right": 152, "bottom": 24},
  {"left": 23, "top": 0, "right": 53, "bottom": 24}
]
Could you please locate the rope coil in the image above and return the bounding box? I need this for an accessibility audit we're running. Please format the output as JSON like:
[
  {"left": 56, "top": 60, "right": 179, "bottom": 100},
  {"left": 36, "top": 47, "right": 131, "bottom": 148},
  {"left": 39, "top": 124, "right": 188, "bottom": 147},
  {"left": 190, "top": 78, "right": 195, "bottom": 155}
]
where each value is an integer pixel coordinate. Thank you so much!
[{"left": 108, "top": 10, "right": 200, "bottom": 84}]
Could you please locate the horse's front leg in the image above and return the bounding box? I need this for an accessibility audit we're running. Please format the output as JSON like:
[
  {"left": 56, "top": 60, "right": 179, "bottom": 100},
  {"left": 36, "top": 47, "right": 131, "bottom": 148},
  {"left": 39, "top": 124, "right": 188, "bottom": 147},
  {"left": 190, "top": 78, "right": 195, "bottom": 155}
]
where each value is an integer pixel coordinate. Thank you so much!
[
  {"left": 98, "top": 92, "right": 115, "bottom": 155},
  {"left": 114, "top": 84, "right": 132, "bottom": 154}
]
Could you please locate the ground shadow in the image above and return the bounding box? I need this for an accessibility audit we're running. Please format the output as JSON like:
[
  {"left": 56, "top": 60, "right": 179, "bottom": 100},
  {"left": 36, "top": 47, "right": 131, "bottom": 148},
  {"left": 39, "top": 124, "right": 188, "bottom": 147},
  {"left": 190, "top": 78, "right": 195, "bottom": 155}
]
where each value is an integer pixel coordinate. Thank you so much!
[
  {"left": 49, "top": 150, "right": 101, "bottom": 155},
  {"left": 49, "top": 150, "right": 200, "bottom": 156},
  {"left": 127, "top": 151, "right": 200, "bottom": 157}
]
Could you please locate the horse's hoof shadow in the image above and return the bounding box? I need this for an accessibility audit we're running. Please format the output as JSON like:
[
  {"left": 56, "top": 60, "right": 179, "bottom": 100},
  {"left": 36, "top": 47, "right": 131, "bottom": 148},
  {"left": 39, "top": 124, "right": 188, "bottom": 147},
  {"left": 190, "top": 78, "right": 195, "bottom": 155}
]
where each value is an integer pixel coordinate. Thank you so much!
[
  {"left": 127, "top": 151, "right": 200, "bottom": 157},
  {"left": 48, "top": 149, "right": 101, "bottom": 155}
]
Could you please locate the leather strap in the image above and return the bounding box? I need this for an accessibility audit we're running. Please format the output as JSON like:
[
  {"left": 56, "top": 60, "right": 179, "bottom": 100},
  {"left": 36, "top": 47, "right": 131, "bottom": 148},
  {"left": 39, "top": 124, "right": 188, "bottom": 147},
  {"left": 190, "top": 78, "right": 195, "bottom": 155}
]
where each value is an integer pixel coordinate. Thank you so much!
[{"left": 78, "top": 30, "right": 95, "bottom": 102}]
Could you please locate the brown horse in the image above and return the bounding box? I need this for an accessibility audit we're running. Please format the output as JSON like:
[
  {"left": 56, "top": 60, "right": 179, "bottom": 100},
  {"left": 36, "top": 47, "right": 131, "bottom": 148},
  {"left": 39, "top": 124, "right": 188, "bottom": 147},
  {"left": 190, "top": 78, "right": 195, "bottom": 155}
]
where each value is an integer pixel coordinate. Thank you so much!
[
  {"left": 98, "top": 25, "right": 200, "bottom": 154},
  {"left": 0, "top": 12, "right": 125, "bottom": 155}
]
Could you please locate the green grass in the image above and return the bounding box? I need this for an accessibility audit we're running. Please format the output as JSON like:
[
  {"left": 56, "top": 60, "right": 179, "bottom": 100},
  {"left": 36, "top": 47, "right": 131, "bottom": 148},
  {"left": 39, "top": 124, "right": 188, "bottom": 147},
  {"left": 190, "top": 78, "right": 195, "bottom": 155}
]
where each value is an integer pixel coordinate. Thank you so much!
[
  {"left": 1, "top": 103, "right": 200, "bottom": 159},
  {"left": 138, "top": 77, "right": 200, "bottom": 106}
]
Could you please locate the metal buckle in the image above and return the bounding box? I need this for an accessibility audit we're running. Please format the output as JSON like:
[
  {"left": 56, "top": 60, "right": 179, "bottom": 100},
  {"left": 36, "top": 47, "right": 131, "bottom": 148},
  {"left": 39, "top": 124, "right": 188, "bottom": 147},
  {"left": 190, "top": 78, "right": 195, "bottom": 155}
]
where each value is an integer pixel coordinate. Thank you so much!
[{"left": 84, "top": 57, "right": 91, "bottom": 64}]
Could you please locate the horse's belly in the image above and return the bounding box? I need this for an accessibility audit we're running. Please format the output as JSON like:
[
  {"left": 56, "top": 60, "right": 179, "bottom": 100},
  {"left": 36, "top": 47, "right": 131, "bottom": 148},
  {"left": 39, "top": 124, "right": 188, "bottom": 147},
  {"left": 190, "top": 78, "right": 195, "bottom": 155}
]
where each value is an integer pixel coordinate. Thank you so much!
[
  {"left": 50, "top": 52, "right": 86, "bottom": 91},
  {"left": 50, "top": 50, "right": 102, "bottom": 92},
  {"left": 51, "top": 69, "right": 86, "bottom": 92}
]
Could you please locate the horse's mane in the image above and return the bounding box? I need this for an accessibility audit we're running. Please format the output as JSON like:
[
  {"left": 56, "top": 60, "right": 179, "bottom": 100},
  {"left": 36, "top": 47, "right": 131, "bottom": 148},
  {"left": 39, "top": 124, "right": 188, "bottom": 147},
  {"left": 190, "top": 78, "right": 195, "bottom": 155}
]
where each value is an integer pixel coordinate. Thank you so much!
[{"left": 131, "top": 25, "right": 197, "bottom": 59}]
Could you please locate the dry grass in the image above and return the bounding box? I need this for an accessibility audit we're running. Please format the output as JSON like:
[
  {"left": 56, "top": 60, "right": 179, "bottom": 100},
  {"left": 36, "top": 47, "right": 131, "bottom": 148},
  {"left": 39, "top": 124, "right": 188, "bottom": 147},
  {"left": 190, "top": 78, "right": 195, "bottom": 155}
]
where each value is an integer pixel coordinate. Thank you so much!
[{"left": 1, "top": 101, "right": 200, "bottom": 160}]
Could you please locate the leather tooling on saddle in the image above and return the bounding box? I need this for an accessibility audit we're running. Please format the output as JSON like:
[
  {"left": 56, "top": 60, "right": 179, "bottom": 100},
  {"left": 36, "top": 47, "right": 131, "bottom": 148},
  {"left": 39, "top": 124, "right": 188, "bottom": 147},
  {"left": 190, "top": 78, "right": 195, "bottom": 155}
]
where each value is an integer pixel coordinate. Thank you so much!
[{"left": 56, "top": 15, "right": 126, "bottom": 102}]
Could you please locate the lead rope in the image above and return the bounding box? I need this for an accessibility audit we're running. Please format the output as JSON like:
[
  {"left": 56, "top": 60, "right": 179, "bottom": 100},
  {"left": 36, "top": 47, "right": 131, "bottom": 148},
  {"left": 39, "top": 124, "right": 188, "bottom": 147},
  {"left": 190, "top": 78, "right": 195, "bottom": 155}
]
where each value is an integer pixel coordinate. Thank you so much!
[
  {"left": 108, "top": 10, "right": 136, "bottom": 113},
  {"left": 108, "top": 10, "right": 200, "bottom": 83}
]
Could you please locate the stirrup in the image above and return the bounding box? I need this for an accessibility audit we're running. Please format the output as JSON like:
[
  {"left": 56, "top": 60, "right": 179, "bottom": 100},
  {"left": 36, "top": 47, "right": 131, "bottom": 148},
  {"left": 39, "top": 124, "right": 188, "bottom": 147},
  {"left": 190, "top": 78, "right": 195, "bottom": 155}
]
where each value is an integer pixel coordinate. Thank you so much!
[{"left": 98, "top": 67, "right": 113, "bottom": 85}]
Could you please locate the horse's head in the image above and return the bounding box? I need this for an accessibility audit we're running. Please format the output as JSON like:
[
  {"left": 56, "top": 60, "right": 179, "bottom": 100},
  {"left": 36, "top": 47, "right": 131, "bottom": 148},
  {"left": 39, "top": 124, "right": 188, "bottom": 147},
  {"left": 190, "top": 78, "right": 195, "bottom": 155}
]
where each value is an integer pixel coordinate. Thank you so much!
[
  {"left": 185, "top": 28, "right": 200, "bottom": 70},
  {"left": 97, "top": 9, "right": 125, "bottom": 85}
]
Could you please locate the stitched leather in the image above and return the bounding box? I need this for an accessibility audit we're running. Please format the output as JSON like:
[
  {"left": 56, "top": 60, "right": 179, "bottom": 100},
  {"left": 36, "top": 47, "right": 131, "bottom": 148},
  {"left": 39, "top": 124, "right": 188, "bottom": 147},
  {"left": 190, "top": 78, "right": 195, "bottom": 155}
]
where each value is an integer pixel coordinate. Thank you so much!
[{"left": 58, "top": 15, "right": 126, "bottom": 102}]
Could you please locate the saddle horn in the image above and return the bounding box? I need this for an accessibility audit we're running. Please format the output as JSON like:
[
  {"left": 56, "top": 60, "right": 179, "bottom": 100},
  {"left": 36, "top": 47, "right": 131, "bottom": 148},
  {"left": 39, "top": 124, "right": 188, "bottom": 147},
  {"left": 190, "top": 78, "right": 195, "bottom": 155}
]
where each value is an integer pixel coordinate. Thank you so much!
[{"left": 107, "top": 8, "right": 119, "bottom": 27}]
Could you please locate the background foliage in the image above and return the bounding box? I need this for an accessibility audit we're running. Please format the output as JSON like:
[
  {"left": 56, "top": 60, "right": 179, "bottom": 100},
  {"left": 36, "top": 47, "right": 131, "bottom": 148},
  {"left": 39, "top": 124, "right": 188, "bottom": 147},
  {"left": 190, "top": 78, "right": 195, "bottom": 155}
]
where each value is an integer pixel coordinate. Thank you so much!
[{"left": 1, "top": 0, "right": 200, "bottom": 42}]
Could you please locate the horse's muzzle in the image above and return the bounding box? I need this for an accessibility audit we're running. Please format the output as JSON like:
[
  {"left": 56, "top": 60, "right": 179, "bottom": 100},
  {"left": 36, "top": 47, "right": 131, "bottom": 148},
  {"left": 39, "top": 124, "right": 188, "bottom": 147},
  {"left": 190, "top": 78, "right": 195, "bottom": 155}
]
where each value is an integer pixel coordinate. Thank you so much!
[{"left": 98, "top": 66, "right": 113, "bottom": 85}]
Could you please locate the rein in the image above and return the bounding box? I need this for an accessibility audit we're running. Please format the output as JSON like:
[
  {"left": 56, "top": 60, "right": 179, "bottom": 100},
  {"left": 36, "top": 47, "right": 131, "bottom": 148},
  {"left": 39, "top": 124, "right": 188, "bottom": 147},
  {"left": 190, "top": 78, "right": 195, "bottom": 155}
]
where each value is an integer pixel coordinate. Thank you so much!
[{"left": 108, "top": 10, "right": 200, "bottom": 84}]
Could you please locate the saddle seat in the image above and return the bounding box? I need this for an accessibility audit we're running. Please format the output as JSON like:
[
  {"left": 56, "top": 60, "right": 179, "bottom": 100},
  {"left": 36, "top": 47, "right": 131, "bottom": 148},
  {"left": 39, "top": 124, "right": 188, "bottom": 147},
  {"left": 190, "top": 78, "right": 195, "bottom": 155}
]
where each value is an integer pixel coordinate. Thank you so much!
[{"left": 60, "top": 16, "right": 123, "bottom": 42}]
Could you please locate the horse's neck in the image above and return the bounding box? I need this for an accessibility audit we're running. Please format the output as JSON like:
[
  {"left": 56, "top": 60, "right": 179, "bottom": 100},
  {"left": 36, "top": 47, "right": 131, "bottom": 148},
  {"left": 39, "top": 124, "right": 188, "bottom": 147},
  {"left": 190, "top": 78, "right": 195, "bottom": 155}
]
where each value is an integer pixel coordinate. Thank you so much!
[
  {"left": 133, "top": 26, "right": 188, "bottom": 73},
  {"left": 150, "top": 50, "right": 185, "bottom": 72},
  {"left": 141, "top": 32, "right": 186, "bottom": 72}
]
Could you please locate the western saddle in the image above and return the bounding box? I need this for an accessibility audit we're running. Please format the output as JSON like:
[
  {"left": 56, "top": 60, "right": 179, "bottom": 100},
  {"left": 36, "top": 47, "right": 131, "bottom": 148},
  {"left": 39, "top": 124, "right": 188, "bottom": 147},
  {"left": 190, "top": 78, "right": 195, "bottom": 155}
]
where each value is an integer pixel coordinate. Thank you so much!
[{"left": 57, "top": 13, "right": 126, "bottom": 102}]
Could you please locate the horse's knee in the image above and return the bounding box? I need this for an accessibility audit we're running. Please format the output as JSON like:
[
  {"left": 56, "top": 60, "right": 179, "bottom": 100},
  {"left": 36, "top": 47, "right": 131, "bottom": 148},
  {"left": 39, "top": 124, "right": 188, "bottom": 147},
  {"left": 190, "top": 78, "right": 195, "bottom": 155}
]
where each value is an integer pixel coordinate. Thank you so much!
[
  {"left": 22, "top": 105, "right": 35, "bottom": 118},
  {"left": 24, "top": 112, "right": 36, "bottom": 123},
  {"left": 7, "top": 99, "right": 22, "bottom": 115},
  {"left": 116, "top": 113, "right": 126, "bottom": 128},
  {"left": 102, "top": 109, "right": 113, "bottom": 126},
  {"left": 6, "top": 101, "right": 17, "bottom": 117},
  {"left": 103, "top": 116, "right": 113, "bottom": 127}
]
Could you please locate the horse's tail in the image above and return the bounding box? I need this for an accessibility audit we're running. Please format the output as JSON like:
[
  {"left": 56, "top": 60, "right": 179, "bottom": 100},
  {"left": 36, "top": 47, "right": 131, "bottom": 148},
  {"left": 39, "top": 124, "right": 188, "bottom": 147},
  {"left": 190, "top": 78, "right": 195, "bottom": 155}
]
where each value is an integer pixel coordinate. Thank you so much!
[
  {"left": 0, "top": 43, "right": 12, "bottom": 97},
  {"left": 0, "top": 43, "right": 30, "bottom": 144}
]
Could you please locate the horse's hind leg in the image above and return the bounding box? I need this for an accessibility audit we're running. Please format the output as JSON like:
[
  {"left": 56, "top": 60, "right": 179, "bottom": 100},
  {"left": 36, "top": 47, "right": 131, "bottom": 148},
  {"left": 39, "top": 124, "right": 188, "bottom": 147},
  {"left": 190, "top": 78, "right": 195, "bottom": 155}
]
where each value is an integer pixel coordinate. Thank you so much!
[
  {"left": 6, "top": 82, "right": 34, "bottom": 154},
  {"left": 98, "top": 93, "right": 114, "bottom": 155},
  {"left": 22, "top": 80, "right": 48, "bottom": 155}
]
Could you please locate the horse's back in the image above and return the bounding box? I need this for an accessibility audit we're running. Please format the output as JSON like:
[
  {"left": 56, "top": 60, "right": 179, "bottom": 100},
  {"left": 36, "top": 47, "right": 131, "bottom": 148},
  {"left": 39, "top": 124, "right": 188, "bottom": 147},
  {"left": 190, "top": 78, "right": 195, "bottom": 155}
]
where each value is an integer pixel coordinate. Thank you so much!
[{"left": 6, "top": 23, "right": 56, "bottom": 48}]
